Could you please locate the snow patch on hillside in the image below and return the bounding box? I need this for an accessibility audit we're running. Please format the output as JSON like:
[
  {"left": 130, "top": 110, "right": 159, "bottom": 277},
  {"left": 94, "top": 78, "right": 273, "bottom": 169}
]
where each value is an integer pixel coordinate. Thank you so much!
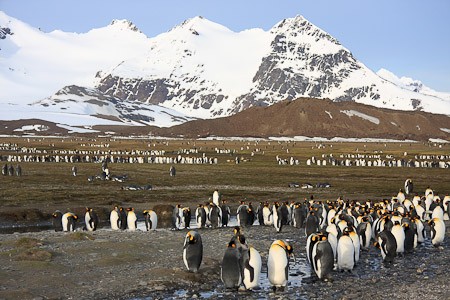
[{"left": 340, "top": 110, "right": 380, "bottom": 125}]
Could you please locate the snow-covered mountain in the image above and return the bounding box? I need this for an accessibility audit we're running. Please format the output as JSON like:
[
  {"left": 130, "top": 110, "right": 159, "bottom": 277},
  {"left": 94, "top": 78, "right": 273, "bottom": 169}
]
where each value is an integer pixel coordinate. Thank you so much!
[
  {"left": 377, "top": 68, "right": 450, "bottom": 101},
  {"left": 1, "top": 11, "right": 449, "bottom": 130}
]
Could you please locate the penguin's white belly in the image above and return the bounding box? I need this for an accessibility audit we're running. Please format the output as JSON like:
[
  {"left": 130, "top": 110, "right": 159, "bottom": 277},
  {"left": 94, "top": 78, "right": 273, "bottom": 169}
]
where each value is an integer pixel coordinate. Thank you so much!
[
  {"left": 391, "top": 226, "right": 405, "bottom": 253},
  {"left": 150, "top": 212, "right": 158, "bottom": 230},
  {"left": 110, "top": 211, "right": 119, "bottom": 230},
  {"left": 432, "top": 220, "right": 445, "bottom": 245},
  {"left": 127, "top": 213, "right": 137, "bottom": 230},
  {"left": 327, "top": 233, "right": 338, "bottom": 260},
  {"left": 268, "top": 247, "right": 288, "bottom": 287},
  {"left": 183, "top": 248, "right": 188, "bottom": 269},
  {"left": 431, "top": 207, "right": 444, "bottom": 220},
  {"left": 62, "top": 216, "right": 69, "bottom": 231},
  {"left": 263, "top": 208, "right": 273, "bottom": 225},
  {"left": 85, "top": 212, "right": 93, "bottom": 231},
  {"left": 243, "top": 247, "right": 262, "bottom": 289},
  {"left": 337, "top": 237, "right": 354, "bottom": 270}
]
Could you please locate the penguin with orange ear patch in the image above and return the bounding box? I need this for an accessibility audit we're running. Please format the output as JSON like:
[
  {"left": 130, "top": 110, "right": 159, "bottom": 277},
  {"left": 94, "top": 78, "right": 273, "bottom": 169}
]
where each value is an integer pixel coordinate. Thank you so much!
[
  {"left": 268, "top": 239, "right": 293, "bottom": 290},
  {"left": 311, "top": 233, "right": 334, "bottom": 281},
  {"left": 183, "top": 231, "right": 203, "bottom": 273},
  {"left": 52, "top": 210, "right": 63, "bottom": 232},
  {"left": 62, "top": 212, "right": 78, "bottom": 232}
]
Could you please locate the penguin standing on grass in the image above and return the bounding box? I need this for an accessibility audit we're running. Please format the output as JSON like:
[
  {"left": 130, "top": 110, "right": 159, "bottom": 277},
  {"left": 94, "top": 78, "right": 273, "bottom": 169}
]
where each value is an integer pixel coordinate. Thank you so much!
[
  {"left": 268, "top": 239, "right": 293, "bottom": 291},
  {"left": 183, "top": 231, "right": 203, "bottom": 273},
  {"left": 404, "top": 179, "right": 413, "bottom": 195},
  {"left": 221, "top": 239, "right": 242, "bottom": 289},
  {"left": 52, "top": 210, "right": 63, "bottom": 232},
  {"left": 143, "top": 210, "right": 158, "bottom": 231},
  {"left": 84, "top": 207, "right": 99, "bottom": 231}
]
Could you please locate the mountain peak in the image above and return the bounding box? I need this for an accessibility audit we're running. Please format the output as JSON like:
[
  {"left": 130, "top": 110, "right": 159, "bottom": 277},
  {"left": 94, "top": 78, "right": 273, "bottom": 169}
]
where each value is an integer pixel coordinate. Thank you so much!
[
  {"left": 172, "top": 16, "right": 233, "bottom": 35},
  {"left": 109, "top": 19, "right": 141, "bottom": 33}
]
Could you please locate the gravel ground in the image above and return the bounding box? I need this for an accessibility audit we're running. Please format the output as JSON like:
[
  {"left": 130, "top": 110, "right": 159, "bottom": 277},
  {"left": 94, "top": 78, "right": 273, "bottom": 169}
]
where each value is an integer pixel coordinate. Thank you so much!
[{"left": 0, "top": 220, "right": 449, "bottom": 300}]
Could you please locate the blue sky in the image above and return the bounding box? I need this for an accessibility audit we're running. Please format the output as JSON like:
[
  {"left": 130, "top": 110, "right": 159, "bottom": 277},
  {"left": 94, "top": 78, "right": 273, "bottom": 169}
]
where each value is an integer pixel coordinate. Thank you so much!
[{"left": 1, "top": 0, "right": 450, "bottom": 92}]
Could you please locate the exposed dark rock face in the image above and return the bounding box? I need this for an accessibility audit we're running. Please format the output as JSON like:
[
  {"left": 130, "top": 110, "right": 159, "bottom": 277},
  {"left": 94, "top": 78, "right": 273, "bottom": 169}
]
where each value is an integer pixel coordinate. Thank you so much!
[
  {"left": 97, "top": 74, "right": 227, "bottom": 111},
  {"left": 0, "top": 27, "right": 13, "bottom": 40}
]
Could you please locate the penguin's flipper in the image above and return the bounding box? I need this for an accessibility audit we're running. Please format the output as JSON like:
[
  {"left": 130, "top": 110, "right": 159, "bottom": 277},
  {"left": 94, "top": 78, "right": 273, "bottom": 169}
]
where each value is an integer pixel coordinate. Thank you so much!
[{"left": 313, "top": 247, "right": 322, "bottom": 273}]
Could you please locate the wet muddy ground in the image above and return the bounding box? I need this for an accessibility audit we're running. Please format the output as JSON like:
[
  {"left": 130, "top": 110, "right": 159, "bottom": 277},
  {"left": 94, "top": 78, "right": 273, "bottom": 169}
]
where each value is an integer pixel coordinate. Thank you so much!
[{"left": 0, "top": 220, "right": 449, "bottom": 300}]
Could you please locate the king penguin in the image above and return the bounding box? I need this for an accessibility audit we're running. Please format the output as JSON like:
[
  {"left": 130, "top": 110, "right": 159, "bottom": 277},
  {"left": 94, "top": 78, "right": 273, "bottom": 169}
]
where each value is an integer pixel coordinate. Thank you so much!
[
  {"left": 143, "top": 210, "right": 158, "bottom": 231},
  {"left": 268, "top": 239, "right": 293, "bottom": 290},
  {"left": 428, "top": 218, "right": 445, "bottom": 247},
  {"left": 62, "top": 212, "right": 78, "bottom": 232},
  {"left": 337, "top": 228, "right": 355, "bottom": 272},
  {"left": 110, "top": 206, "right": 120, "bottom": 230},
  {"left": 272, "top": 203, "right": 282, "bottom": 233},
  {"left": 221, "top": 238, "right": 242, "bottom": 289},
  {"left": 311, "top": 234, "right": 334, "bottom": 281},
  {"left": 402, "top": 222, "right": 416, "bottom": 253},
  {"left": 391, "top": 221, "right": 405, "bottom": 255},
  {"left": 52, "top": 210, "right": 63, "bottom": 232},
  {"left": 262, "top": 202, "right": 273, "bottom": 226},
  {"left": 126, "top": 207, "right": 137, "bottom": 231},
  {"left": 242, "top": 243, "right": 262, "bottom": 290},
  {"left": 183, "top": 231, "right": 203, "bottom": 272},
  {"left": 119, "top": 207, "right": 127, "bottom": 230},
  {"left": 84, "top": 207, "right": 99, "bottom": 231},
  {"left": 196, "top": 204, "right": 206, "bottom": 229},
  {"left": 375, "top": 229, "right": 397, "bottom": 263}
]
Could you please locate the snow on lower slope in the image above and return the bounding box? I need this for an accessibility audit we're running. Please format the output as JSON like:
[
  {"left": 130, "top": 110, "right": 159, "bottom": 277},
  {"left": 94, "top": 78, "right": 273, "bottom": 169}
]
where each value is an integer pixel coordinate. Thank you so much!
[
  {"left": 377, "top": 68, "right": 450, "bottom": 101},
  {"left": 29, "top": 86, "right": 194, "bottom": 127}
]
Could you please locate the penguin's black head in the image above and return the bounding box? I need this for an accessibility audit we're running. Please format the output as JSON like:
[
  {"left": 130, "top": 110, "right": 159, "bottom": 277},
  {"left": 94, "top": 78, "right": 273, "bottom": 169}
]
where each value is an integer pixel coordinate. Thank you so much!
[
  {"left": 228, "top": 239, "right": 237, "bottom": 248},
  {"left": 187, "top": 231, "right": 198, "bottom": 244},
  {"left": 238, "top": 234, "right": 246, "bottom": 245}
]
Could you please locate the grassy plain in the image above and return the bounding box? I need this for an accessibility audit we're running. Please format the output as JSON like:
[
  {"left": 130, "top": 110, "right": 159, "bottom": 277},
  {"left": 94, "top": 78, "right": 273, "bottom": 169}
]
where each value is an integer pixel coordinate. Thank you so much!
[{"left": 0, "top": 137, "right": 449, "bottom": 224}]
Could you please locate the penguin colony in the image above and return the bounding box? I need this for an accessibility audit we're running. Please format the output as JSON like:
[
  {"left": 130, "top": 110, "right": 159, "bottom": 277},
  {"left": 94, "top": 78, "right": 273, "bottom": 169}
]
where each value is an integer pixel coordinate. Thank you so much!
[{"left": 50, "top": 182, "right": 448, "bottom": 292}]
